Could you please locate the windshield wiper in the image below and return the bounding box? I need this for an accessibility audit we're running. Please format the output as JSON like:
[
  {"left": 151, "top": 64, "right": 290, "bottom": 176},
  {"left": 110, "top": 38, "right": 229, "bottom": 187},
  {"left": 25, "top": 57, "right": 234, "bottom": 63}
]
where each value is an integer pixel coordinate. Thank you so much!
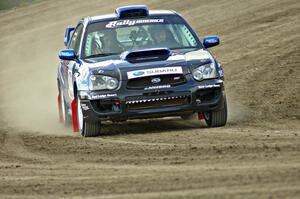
[{"left": 84, "top": 53, "right": 119, "bottom": 59}]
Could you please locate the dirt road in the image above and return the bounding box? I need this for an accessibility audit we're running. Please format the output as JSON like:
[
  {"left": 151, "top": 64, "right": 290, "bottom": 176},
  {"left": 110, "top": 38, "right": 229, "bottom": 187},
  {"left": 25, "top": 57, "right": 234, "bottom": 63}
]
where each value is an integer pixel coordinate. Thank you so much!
[{"left": 0, "top": 0, "right": 299, "bottom": 198}]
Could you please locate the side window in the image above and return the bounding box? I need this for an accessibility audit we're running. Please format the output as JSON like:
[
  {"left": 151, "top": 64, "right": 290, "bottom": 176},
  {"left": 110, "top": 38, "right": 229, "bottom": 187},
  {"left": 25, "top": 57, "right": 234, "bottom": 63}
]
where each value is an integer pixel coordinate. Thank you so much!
[{"left": 69, "top": 24, "right": 84, "bottom": 55}]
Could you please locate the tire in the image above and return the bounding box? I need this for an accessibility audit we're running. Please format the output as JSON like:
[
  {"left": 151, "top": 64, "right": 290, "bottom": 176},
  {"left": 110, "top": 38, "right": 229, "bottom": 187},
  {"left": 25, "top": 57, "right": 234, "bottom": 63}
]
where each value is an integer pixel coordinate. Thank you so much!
[
  {"left": 59, "top": 85, "right": 72, "bottom": 126},
  {"left": 76, "top": 94, "right": 101, "bottom": 137},
  {"left": 204, "top": 97, "right": 227, "bottom": 127}
]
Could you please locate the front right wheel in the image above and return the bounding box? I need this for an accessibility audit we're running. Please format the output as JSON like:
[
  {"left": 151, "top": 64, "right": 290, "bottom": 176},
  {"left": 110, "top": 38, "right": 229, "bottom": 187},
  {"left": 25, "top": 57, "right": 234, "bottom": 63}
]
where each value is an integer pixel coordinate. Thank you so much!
[
  {"left": 76, "top": 94, "right": 102, "bottom": 137},
  {"left": 204, "top": 97, "right": 228, "bottom": 127}
]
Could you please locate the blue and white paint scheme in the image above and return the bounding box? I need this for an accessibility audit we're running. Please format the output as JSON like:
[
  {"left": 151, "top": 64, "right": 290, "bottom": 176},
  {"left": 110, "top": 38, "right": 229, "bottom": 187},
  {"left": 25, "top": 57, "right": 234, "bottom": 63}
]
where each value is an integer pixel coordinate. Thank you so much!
[{"left": 56, "top": 5, "right": 227, "bottom": 136}]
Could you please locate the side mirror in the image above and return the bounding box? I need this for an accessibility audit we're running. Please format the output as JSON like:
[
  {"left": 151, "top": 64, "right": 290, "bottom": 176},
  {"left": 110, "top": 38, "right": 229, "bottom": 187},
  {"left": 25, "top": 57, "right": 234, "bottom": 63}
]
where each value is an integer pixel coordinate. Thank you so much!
[
  {"left": 203, "top": 36, "right": 220, "bottom": 48},
  {"left": 64, "top": 26, "right": 75, "bottom": 47},
  {"left": 59, "top": 49, "right": 75, "bottom": 60}
]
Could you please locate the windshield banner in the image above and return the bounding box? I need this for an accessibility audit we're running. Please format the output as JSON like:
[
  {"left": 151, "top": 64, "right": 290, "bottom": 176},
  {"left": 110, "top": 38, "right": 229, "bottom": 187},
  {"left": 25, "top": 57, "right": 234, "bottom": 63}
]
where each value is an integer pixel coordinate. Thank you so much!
[{"left": 106, "top": 19, "right": 164, "bottom": 28}]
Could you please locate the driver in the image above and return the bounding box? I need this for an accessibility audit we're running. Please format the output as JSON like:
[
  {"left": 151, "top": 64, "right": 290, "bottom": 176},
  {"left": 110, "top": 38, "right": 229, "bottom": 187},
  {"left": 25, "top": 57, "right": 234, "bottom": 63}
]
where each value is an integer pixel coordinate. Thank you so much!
[
  {"left": 92, "top": 30, "right": 123, "bottom": 54},
  {"left": 103, "top": 30, "right": 123, "bottom": 53}
]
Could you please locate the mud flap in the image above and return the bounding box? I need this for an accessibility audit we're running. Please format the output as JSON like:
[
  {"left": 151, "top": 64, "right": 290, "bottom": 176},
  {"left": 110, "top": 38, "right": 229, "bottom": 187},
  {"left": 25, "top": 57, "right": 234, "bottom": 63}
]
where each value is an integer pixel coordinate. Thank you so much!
[
  {"left": 71, "top": 99, "right": 79, "bottom": 132},
  {"left": 58, "top": 95, "right": 63, "bottom": 123},
  {"left": 197, "top": 112, "right": 205, "bottom": 120}
]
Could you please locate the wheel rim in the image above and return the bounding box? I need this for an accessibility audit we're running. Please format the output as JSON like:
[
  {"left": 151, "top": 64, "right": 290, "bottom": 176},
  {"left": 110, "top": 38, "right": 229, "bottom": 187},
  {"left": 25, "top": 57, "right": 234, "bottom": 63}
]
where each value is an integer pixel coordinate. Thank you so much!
[
  {"left": 77, "top": 98, "right": 83, "bottom": 131},
  {"left": 60, "top": 90, "right": 66, "bottom": 122}
]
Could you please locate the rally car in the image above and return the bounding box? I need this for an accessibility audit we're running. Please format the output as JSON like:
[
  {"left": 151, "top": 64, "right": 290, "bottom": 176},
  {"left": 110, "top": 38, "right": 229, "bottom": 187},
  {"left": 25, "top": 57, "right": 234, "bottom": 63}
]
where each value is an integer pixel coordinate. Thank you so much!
[{"left": 57, "top": 5, "right": 227, "bottom": 137}]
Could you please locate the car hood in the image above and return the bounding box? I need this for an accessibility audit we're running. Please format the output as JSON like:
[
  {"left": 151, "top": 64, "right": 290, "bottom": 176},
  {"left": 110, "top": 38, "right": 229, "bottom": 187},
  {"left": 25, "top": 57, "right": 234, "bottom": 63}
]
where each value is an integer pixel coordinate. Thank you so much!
[{"left": 80, "top": 49, "right": 214, "bottom": 81}]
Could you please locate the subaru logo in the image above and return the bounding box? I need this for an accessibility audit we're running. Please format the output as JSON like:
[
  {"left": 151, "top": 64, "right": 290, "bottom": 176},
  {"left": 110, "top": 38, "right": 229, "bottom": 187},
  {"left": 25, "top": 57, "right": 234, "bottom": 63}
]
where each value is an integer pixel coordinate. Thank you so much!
[
  {"left": 133, "top": 71, "right": 145, "bottom": 76},
  {"left": 151, "top": 77, "right": 161, "bottom": 84}
]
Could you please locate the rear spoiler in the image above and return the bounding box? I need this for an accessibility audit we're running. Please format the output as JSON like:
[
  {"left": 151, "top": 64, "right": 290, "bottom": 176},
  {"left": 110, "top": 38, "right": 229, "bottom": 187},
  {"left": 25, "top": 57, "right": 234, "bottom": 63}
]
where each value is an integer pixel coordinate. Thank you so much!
[
  {"left": 64, "top": 26, "right": 75, "bottom": 47},
  {"left": 120, "top": 48, "right": 172, "bottom": 63}
]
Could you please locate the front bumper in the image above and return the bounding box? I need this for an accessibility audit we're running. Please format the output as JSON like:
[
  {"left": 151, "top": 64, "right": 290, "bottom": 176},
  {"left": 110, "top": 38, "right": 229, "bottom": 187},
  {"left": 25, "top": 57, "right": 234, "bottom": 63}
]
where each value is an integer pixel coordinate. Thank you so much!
[{"left": 79, "top": 78, "right": 225, "bottom": 122}]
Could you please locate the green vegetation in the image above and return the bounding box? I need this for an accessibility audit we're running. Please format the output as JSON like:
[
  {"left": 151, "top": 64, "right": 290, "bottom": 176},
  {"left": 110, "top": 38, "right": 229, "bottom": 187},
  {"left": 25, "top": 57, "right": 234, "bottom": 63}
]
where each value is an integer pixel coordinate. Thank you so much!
[{"left": 0, "top": 0, "right": 43, "bottom": 10}]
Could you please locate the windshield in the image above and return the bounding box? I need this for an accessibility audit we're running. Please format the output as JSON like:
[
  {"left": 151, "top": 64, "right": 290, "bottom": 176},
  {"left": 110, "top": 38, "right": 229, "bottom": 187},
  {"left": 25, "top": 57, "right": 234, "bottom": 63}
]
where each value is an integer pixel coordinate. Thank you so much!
[{"left": 83, "top": 15, "right": 200, "bottom": 58}]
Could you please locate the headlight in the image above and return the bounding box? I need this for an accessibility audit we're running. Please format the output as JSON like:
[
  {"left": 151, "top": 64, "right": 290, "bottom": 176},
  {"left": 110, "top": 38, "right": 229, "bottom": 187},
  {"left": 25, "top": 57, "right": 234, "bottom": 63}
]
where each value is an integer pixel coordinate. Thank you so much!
[
  {"left": 89, "top": 75, "right": 119, "bottom": 90},
  {"left": 192, "top": 62, "right": 217, "bottom": 81}
]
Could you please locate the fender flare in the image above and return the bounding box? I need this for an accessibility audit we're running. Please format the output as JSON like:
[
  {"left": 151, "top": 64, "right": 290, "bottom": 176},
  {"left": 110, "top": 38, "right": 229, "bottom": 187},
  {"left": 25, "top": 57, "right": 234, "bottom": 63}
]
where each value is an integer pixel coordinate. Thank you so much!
[{"left": 71, "top": 82, "right": 79, "bottom": 132}]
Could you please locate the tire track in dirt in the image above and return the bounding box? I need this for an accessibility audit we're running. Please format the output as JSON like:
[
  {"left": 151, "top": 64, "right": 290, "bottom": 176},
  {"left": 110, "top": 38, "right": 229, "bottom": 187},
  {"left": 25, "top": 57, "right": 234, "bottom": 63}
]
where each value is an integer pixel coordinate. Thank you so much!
[
  {"left": 3, "top": 132, "right": 50, "bottom": 162},
  {"left": 66, "top": 185, "right": 300, "bottom": 199}
]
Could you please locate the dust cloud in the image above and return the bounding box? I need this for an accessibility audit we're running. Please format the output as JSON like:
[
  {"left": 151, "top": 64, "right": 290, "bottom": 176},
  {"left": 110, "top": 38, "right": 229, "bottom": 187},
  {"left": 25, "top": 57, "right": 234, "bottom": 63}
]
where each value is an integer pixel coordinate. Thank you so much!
[
  {"left": 0, "top": 0, "right": 142, "bottom": 134},
  {"left": 0, "top": 11, "right": 69, "bottom": 134}
]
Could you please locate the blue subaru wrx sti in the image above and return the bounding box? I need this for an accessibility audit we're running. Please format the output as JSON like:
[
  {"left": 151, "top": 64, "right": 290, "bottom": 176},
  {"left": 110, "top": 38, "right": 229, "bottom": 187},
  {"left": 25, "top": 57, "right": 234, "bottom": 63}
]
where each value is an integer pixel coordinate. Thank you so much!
[{"left": 57, "top": 5, "right": 227, "bottom": 137}]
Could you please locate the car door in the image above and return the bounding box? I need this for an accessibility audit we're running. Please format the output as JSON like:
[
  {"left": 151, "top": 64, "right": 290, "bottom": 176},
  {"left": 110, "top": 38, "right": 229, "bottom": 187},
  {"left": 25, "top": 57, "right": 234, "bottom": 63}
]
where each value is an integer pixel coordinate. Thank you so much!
[{"left": 63, "top": 23, "right": 84, "bottom": 104}]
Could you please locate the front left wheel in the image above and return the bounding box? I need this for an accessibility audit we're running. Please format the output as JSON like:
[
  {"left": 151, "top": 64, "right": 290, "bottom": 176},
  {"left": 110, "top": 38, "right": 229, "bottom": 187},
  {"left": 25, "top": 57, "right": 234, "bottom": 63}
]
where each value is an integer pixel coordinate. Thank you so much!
[
  {"left": 76, "top": 95, "right": 102, "bottom": 137},
  {"left": 203, "top": 97, "right": 228, "bottom": 127}
]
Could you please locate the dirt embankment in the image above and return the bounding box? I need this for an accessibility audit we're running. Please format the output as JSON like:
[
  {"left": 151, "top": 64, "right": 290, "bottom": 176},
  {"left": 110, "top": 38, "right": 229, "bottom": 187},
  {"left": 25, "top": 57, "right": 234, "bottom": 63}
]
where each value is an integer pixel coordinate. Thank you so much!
[{"left": 0, "top": 0, "right": 299, "bottom": 199}]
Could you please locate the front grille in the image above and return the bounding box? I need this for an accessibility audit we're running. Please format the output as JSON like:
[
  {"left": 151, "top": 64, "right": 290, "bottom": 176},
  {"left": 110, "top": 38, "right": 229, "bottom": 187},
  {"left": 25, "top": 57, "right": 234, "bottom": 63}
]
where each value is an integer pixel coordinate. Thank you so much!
[
  {"left": 126, "top": 95, "right": 190, "bottom": 110},
  {"left": 91, "top": 99, "right": 121, "bottom": 113},
  {"left": 127, "top": 74, "right": 186, "bottom": 89}
]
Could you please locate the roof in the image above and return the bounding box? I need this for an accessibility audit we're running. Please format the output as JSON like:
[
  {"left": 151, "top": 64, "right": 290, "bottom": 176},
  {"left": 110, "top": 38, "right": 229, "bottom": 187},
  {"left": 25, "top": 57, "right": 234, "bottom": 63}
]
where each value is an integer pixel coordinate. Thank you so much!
[{"left": 88, "top": 10, "right": 176, "bottom": 23}]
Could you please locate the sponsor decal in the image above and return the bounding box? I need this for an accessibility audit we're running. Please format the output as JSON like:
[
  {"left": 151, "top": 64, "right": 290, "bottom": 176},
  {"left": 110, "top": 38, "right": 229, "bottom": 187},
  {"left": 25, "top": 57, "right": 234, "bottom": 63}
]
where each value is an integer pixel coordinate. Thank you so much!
[
  {"left": 198, "top": 84, "right": 221, "bottom": 89},
  {"left": 206, "top": 38, "right": 218, "bottom": 43},
  {"left": 81, "top": 103, "right": 90, "bottom": 111},
  {"left": 199, "top": 59, "right": 211, "bottom": 63},
  {"left": 144, "top": 85, "right": 171, "bottom": 90},
  {"left": 133, "top": 71, "right": 145, "bottom": 76},
  {"left": 106, "top": 19, "right": 164, "bottom": 28},
  {"left": 151, "top": 77, "right": 161, "bottom": 84},
  {"left": 127, "top": 67, "right": 183, "bottom": 79},
  {"left": 61, "top": 51, "right": 73, "bottom": 56},
  {"left": 90, "top": 93, "right": 117, "bottom": 100}
]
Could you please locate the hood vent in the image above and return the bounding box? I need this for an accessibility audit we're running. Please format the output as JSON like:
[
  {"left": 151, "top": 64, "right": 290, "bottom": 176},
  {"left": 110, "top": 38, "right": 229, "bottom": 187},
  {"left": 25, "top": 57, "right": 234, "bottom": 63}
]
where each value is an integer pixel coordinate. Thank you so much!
[{"left": 120, "top": 48, "right": 171, "bottom": 63}]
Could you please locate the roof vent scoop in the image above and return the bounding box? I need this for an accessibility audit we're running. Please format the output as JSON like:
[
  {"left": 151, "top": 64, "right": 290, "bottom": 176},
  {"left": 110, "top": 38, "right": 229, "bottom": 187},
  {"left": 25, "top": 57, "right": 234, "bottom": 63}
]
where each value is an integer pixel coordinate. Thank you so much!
[
  {"left": 120, "top": 48, "right": 172, "bottom": 63},
  {"left": 115, "top": 5, "right": 149, "bottom": 18}
]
